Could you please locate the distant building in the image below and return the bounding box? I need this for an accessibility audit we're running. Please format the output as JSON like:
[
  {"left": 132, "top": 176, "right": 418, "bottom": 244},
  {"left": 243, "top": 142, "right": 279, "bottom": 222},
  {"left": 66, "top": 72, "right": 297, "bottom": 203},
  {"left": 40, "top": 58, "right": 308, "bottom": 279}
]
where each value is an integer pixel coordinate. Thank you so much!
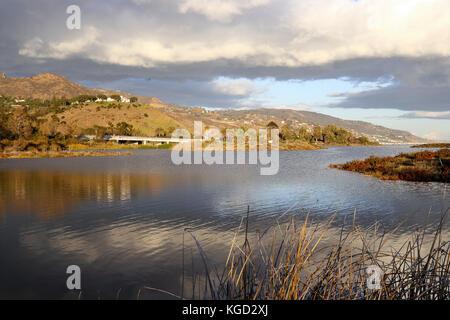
[{"left": 120, "top": 96, "right": 130, "bottom": 103}]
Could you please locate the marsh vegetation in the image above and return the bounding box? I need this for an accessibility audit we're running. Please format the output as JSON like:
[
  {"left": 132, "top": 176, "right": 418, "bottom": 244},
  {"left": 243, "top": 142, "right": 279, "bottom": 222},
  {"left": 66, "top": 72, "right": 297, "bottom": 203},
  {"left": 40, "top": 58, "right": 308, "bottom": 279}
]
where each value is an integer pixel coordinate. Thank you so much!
[{"left": 330, "top": 149, "right": 450, "bottom": 183}]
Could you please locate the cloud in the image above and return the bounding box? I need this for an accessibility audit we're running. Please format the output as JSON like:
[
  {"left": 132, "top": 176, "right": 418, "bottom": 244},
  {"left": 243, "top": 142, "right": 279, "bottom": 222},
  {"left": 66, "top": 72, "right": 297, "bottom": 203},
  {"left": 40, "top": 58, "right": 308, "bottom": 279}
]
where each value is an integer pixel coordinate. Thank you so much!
[
  {"left": 421, "top": 132, "right": 447, "bottom": 141},
  {"left": 327, "top": 86, "right": 384, "bottom": 99},
  {"left": 178, "top": 0, "right": 271, "bottom": 22},
  {"left": 14, "top": 0, "right": 450, "bottom": 69},
  {"left": 1, "top": 0, "right": 450, "bottom": 116},
  {"left": 18, "top": 27, "right": 99, "bottom": 60},
  {"left": 284, "top": 0, "right": 450, "bottom": 64},
  {"left": 327, "top": 83, "right": 450, "bottom": 112},
  {"left": 400, "top": 111, "right": 450, "bottom": 119},
  {"left": 212, "top": 79, "right": 265, "bottom": 96},
  {"left": 80, "top": 77, "right": 265, "bottom": 108}
]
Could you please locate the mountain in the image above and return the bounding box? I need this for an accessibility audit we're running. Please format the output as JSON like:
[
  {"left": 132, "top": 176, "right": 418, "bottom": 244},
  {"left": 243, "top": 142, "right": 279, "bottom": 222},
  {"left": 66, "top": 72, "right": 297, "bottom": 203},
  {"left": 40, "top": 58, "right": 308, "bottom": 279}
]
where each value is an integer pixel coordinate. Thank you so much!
[
  {"left": 0, "top": 73, "right": 97, "bottom": 100},
  {"left": 0, "top": 72, "right": 426, "bottom": 143},
  {"left": 214, "top": 108, "right": 426, "bottom": 144},
  {"left": 0, "top": 72, "right": 161, "bottom": 104}
]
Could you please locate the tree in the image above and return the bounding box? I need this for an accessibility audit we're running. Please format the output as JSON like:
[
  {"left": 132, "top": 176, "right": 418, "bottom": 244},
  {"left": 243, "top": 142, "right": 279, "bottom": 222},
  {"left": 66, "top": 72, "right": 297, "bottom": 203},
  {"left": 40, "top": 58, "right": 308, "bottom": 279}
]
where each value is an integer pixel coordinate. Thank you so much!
[
  {"left": 298, "top": 126, "right": 311, "bottom": 141},
  {"left": 114, "top": 122, "right": 134, "bottom": 136},
  {"left": 6, "top": 110, "right": 36, "bottom": 139},
  {"left": 97, "top": 94, "right": 107, "bottom": 100},
  {"left": 358, "top": 136, "right": 370, "bottom": 145},
  {"left": 130, "top": 96, "right": 138, "bottom": 103},
  {"left": 155, "top": 127, "right": 166, "bottom": 137},
  {"left": 312, "top": 126, "right": 323, "bottom": 142},
  {"left": 110, "top": 94, "right": 121, "bottom": 102},
  {"left": 322, "top": 125, "right": 338, "bottom": 144},
  {"left": 0, "top": 120, "right": 12, "bottom": 140},
  {"left": 0, "top": 108, "right": 13, "bottom": 139},
  {"left": 266, "top": 121, "right": 279, "bottom": 129},
  {"left": 280, "top": 125, "right": 297, "bottom": 141},
  {"left": 73, "top": 94, "right": 95, "bottom": 103}
]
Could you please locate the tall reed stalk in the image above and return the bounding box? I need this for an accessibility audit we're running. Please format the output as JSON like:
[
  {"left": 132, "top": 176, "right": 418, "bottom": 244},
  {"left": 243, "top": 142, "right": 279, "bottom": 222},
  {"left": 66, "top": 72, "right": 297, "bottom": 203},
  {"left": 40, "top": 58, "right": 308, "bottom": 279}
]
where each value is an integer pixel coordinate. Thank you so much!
[{"left": 181, "top": 208, "right": 449, "bottom": 300}]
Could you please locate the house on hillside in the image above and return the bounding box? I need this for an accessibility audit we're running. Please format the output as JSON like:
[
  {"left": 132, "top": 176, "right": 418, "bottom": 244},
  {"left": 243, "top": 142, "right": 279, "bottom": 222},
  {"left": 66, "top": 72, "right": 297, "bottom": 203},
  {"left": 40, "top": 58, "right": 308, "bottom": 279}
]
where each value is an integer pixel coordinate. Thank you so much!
[{"left": 120, "top": 96, "right": 130, "bottom": 103}]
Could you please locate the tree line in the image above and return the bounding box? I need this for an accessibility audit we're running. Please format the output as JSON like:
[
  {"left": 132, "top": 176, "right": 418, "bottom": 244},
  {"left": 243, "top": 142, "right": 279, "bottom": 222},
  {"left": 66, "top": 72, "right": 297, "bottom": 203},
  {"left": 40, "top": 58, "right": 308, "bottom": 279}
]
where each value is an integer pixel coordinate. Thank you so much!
[{"left": 273, "top": 121, "right": 374, "bottom": 145}]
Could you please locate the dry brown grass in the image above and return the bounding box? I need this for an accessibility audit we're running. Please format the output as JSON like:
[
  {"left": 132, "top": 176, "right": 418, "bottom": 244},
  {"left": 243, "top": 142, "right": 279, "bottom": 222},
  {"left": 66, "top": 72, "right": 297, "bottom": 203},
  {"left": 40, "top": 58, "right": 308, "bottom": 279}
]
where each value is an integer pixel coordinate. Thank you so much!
[
  {"left": 43, "top": 102, "right": 181, "bottom": 137},
  {"left": 180, "top": 208, "right": 449, "bottom": 300},
  {"left": 330, "top": 149, "right": 450, "bottom": 183}
]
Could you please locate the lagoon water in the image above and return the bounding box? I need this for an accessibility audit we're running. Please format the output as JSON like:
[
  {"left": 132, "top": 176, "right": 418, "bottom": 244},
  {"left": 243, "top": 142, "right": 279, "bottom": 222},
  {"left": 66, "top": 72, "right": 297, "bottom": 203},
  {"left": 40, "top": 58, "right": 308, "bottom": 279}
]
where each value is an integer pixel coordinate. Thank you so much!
[{"left": 0, "top": 146, "right": 448, "bottom": 299}]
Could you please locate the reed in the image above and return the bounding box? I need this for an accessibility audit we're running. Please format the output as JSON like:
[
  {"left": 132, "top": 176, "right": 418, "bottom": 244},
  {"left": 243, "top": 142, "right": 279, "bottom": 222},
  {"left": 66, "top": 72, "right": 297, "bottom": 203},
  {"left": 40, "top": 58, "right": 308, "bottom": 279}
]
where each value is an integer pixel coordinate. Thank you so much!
[{"left": 181, "top": 208, "right": 449, "bottom": 300}]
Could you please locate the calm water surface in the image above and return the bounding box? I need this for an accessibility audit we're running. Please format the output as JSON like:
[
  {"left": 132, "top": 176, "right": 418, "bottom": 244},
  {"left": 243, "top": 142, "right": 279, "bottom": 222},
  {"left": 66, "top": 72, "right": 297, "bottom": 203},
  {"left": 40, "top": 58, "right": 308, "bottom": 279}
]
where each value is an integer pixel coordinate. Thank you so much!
[{"left": 0, "top": 146, "right": 448, "bottom": 299}]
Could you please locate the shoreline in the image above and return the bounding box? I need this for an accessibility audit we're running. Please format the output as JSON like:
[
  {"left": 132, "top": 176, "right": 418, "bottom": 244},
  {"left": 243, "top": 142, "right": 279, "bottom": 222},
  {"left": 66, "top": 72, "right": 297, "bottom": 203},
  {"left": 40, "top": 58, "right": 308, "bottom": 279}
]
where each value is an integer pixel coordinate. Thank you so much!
[
  {"left": 0, "top": 150, "right": 132, "bottom": 159},
  {"left": 68, "top": 141, "right": 380, "bottom": 152},
  {"left": 1, "top": 143, "right": 385, "bottom": 158},
  {"left": 411, "top": 143, "right": 450, "bottom": 148}
]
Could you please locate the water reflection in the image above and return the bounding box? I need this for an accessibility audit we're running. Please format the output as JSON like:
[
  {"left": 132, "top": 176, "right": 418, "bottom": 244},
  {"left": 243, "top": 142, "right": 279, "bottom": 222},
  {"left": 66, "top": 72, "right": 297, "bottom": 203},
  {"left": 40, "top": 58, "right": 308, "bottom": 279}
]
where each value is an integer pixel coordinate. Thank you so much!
[
  {"left": 0, "top": 170, "right": 177, "bottom": 218},
  {"left": 0, "top": 147, "right": 448, "bottom": 299}
]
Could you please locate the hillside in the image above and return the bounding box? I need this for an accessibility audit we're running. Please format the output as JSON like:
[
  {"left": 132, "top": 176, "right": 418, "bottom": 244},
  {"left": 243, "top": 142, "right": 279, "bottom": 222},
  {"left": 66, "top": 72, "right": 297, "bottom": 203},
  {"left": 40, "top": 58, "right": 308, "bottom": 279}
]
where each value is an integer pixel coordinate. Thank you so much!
[
  {"left": 0, "top": 72, "right": 161, "bottom": 105},
  {"left": 0, "top": 73, "right": 98, "bottom": 100},
  {"left": 213, "top": 109, "right": 425, "bottom": 144},
  {"left": 0, "top": 72, "right": 426, "bottom": 143},
  {"left": 43, "top": 103, "right": 181, "bottom": 137}
]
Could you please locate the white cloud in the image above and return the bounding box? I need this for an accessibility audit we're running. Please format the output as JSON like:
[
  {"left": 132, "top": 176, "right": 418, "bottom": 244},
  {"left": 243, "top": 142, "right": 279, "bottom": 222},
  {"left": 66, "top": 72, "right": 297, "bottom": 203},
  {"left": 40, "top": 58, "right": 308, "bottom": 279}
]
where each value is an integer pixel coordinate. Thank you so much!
[
  {"left": 212, "top": 78, "right": 264, "bottom": 96},
  {"left": 178, "top": 0, "right": 271, "bottom": 22},
  {"left": 422, "top": 132, "right": 446, "bottom": 141},
  {"left": 17, "top": 0, "right": 450, "bottom": 69},
  {"left": 18, "top": 37, "right": 45, "bottom": 58},
  {"left": 284, "top": 0, "right": 450, "bottom": 65},
  {"left": 19, "top": 27, "right": 99, "bottom": 60}
]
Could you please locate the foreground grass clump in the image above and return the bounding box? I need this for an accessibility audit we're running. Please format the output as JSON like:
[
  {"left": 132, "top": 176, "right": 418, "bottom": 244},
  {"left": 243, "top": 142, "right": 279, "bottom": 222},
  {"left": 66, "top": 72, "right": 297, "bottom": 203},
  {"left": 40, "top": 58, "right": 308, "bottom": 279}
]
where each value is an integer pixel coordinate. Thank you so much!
[
  {"left": 412, "top": 143, "right": 450, "bottom": 148},
  {"left": 329, "top": 149, "right": 450, "bottom": 182},
  {"left": 180, "top": 209, "right": 449, "bottom": 300}
]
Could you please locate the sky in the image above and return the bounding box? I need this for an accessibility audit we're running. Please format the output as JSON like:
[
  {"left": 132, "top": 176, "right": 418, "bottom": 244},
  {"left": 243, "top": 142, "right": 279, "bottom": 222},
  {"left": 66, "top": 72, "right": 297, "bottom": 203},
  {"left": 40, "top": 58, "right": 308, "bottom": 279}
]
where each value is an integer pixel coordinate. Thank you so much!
[{"left": 0, "top": 0, "right": 449, "bottom": 140}]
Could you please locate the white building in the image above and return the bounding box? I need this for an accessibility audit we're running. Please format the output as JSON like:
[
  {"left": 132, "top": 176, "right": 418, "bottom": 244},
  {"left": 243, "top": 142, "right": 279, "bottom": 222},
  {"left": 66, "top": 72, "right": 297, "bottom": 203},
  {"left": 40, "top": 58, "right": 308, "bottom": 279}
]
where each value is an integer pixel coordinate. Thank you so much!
[{"left": 120, "top": 96, "right": 130, "bottom": 103}]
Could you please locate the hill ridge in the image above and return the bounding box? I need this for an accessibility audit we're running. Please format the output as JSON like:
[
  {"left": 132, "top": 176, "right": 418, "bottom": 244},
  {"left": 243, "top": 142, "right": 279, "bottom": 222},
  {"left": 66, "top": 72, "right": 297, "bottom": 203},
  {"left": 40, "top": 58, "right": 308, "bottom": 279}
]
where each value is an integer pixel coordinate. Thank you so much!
[{"left": 0, "top": 72, "right": 426, "bottom": 143}]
